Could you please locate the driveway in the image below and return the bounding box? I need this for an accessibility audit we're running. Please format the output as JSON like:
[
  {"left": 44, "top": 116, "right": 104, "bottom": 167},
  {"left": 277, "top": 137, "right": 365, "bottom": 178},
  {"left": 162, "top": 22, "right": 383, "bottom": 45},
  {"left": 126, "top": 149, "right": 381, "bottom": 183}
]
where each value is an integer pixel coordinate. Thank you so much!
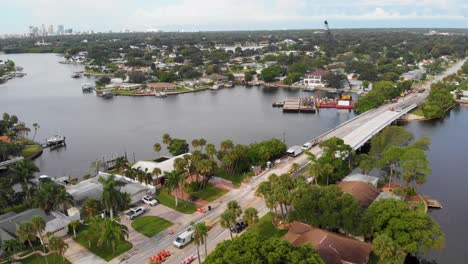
[{"left": 64, "top": 237, "right": 106, "bottom": 264}]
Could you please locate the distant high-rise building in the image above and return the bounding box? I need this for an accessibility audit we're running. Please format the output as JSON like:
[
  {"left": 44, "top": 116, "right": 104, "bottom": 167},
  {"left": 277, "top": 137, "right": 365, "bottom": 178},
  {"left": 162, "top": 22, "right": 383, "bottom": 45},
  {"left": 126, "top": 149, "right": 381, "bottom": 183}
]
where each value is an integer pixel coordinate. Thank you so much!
[
  {"left": 48, "top": 25, "right": 54, "bottom": 35},
  {"left": 57, "top": 25, "right": 65, "bottom": 35},
  {"left": 65, "top": 28, "right": 73, "bottom": 34},
  {"left": 41, "top": 24, "right": 47, "bottom": 36}
]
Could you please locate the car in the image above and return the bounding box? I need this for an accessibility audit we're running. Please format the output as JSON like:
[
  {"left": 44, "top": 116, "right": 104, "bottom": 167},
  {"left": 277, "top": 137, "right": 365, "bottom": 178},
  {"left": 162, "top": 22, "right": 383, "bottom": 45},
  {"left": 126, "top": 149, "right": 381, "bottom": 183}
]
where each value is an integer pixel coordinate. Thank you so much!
[
  {"left": 230, "top": 219, "right": 248, "bottom": 233},
  {"left": 142, "top": 195, "right": 158, "bottom": 206},
  {"left": 302, "top": 142, "right": 313, "bottom": 150},
  {"left": 125, "top": 207, "right": 145, "bottom": 220},
  {"left": 395, "top": 107, "right": 402, "bottom": 112}
]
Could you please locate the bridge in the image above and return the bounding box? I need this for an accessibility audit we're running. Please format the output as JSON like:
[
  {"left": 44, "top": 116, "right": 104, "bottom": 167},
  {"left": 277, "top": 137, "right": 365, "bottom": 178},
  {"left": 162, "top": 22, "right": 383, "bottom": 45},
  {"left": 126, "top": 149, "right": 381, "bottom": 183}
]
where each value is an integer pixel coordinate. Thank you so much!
[{"left": 119, "top": 59, "right": 466, "bottom": 264}]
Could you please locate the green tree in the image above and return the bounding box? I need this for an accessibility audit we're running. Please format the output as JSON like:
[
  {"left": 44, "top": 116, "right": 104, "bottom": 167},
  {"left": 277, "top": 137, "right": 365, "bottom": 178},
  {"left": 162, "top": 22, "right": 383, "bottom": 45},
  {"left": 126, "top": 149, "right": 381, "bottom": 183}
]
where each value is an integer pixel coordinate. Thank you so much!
[
  {"left": 98, "top": 218, "right": 129, "bottom": 254},
  {"left": 194, "top": 221, "right": 208, "bottom": 263},
  {"left": 83, "top": 198, "right": 101, "bottom": 217},
  {"left": 153, "top": 143, "right": 161, "bottom": 155},
  {"left": 98, "top": 175, "right": 126, "bottom": 219},
  {"left": 48, "top": 235, "right": 68, "bottom": 262},
  {"left": 369, "top": 126, "right": 413, "bottom": 160},
  {"left": 220, "top": 210, "right": 236, "bottom": 239},
  {"left": 31, "top": 215, "right": 46, "bottom": 249},
  {"left": 69, "top": 220, "right": 79, "bottom": 238},
  {"left": 204, "top": 233, "right": 324, "bottom": 264},
  {"left": 378, "top": 146, "right": 405, "bottom": 187},
  {"left": 363, "top": 199, "right": 444, "bottom": 255},
  {"left": 227, "top": 200, "right": 242, "bottom": 219},
  {"left": 372, "top": 234, "right": 406, "bottom": 264},
  {"left": 165, "top": 170, "right": 183, "bottom": 206},
  {"left": 10, "top": 160, "right": 39, "bottom": 205},
  {"left": 243, "top": 207, "right": 259, "bottom": 226},
  {"left": 401, "top": 148, "right": 431, "bottom": 189},
  {"left": 290, "top": 185, "right": 363, "bottom": 235},
  {"left": 1, "top": 239, "right": 23, "bottom": 262},
  {"left": 323, "top": 71, "right": 347, "bottom": 88},
  {"left": 358, "top": 154, "right": 374, "bottom": 175},
  {"left": 34, "top": 182, "right": 73, "bottom": 213},
  {"left": 168, "top": 138, "right": 189, "bottom": 156},
  {"left": 260, "top": 66, "right": 282, "bottom": 82},
  {"left": 16, "top": 222, "right": 36, "bottom": 251},
  {"left": 206, "top": 143, "right": 217, "bottom": 160},
  {"left": 162, "top": 133, "right": 172, "bottom": 145},
  {"left": 32, "top": 123, "right": 40, "bottom": 142}
]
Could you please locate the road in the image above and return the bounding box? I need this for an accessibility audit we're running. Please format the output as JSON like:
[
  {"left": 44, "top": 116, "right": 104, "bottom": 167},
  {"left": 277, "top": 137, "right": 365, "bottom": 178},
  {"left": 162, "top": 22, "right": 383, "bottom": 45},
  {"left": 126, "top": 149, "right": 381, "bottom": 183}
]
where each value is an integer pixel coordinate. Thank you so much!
[{"left": 119, "top": 58, "right": 466, "bottom": 264}]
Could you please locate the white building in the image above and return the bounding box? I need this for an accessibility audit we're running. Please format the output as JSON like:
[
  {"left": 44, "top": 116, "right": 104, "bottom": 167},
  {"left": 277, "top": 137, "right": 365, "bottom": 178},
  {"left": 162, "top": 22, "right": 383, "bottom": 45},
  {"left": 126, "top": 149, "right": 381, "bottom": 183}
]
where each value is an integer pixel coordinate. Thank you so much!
[{"left": 302, "top": 70, "right": 329, "bottom": 88}]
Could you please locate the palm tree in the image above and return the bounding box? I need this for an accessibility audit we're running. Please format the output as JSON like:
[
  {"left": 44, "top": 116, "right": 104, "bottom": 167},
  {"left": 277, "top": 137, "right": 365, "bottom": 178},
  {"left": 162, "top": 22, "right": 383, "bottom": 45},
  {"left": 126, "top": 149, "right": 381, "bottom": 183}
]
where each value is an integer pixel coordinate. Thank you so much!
[
  {"left": 69, "top": 220, "right": 79, "bottom": 238},
  {"left": 98, "top": 219, "right": 129, "bottom": 254},
  {"left": 16, "top": 222, "right": 36, "bottom": 251},
  {"left": 205, "top": 144, "right": 217, "bottom": 160},
  {"left": 151, "top": 167, "right": 162, "bottom": 185},
  {"left": 198, "top": 139, "right": 207, "bottom": 150},
  {"left": 227, "top": 200, "right": 242, "bottom": 218},
  {"left": 114, "top": 157, "right": 129, "bottom": 174},
  {"left": 243, "top": 207, "right": 259, "bottom": 226},
  {"left": 98, "top": 175, "right": 126, "bottom": 219},
  {"left": 196, "top": 159, "right": 215, "bottom": 189},
  {"left": 191, "top": 139, "right": 200, "bottom": 150},
  {"left": 54, "top": 185, "right": 74, "bottom": 213},
  {"left": 32, "top": 123, "right": 40, "bottom": 142},
  {"left": 31, "top": 216, "right": 46, "bottom": 252},
  {"left": 83, "top": 198, "right": 100, "bottom": 217},
  {"left": 220, "top": 210, "right": 236, "bottom": 239},
  {"left": 162, "top": 133, "right": 172, "bottom": 145},
  {"left": 153, "top": 143, "right": 161, "bottom": 156},
  {"left": 194, "top": 222, "right": 208, "bottom": 263},
  {"left": 10, "top": 160, "right": 39, "bottom": 205},
  {"left": 165, "top": 170, "right": 183, "bottom": 206},
  {"left": 49, "top": 235, "right": 68, "bottom": 262}
]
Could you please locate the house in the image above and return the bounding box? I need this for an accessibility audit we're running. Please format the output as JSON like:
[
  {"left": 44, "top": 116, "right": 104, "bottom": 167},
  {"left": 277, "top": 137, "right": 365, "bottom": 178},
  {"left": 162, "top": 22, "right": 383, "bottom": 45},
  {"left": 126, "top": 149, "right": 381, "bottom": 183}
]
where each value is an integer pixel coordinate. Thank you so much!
[
  {"left": 233, "top": 73, "right": 245, "bottom": 82},
  {"left": 0, "top": 136, "right": 11, "bottom": 143},
  {"left": 66, "top": 173, "right": 155, "bottom": 207},
  {"left": 338, "top": 181, "right": 381, "bottom": 208},
  {"left": 147, "top": 82, "right": 177, "bottom": 91},
  {"left": 0, "top": 208, "right": 79, "bottom": 244},
  {"left": 132, "top": 153, "right": 191, "bottom": 185},
  {"left": 342, "top": 174, "right": 379, "bottom": 187},
  {"left": 372, "top": 192, "right": 403, "bottom": 205},
  {"left": 201, "top": 74, "right": 228, "bottom": 83},
  {"left": 282, "top": 221, "right": 371, "bottom": 264},
  {"left": 105, "top": 83, "right": 142, "bottom": 90},
  {"left": 303, "top": 70, "right": 329, "bottom": 88}
]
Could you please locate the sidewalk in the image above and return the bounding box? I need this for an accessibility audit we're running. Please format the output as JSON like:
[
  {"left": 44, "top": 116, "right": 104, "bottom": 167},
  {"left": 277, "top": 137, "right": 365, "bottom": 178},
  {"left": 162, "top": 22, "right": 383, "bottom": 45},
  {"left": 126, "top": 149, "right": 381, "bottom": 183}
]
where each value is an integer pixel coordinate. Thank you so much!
[{"left": 64, "top": 237, "right": 106, "bottom": 264}]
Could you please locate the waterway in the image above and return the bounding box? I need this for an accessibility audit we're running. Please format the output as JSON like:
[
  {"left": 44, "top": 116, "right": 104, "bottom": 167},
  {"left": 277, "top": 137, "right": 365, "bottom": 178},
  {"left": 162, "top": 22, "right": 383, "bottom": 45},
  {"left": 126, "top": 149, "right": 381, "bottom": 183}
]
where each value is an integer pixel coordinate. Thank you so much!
[
  {"left": 1, "top": 53, "right": 466, "bottom": 262},
  {"left": 0, "top": 53, "right": 356, "bottom": 177}
]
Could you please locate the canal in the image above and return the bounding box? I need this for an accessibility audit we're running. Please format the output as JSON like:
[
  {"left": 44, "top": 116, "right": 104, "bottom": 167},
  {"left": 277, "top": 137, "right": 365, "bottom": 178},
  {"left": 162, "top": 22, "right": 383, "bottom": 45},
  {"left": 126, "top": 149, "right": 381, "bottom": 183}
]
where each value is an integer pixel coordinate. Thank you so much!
[{"left": 1, "top": 53, "right": 466, "bottom": 263}]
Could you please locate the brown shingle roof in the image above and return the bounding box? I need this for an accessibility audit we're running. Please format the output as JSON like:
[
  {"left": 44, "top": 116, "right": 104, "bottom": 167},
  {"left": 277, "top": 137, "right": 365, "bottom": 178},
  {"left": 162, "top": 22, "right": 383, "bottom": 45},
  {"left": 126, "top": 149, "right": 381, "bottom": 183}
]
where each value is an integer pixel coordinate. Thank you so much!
[
  {"left": 0, "top": 136, "right": 10, "bottom": 143},
  {"left": 283, "top": 221, "right": 371, "bottom": 264},
  {"left": 338, "top": 181, "right": 381, "bottom": 208}
]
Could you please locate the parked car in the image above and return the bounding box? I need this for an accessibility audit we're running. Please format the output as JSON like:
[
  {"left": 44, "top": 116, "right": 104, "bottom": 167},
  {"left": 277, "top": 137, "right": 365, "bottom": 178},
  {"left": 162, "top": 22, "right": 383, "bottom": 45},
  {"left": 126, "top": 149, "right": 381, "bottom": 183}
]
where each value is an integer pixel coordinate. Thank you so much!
[
  {"left": 173, "top": 229, "right": 195, "bottom": 248},
  {"left": 302, "top": 142, "right": 313, "bottom": 150},
  {"left": 142, "top": 195, "right": 158, "bottom": 206},
  {"left": 125, "top": 207, "right": 145, "bottom": 220},
  {"left": 230, "top": 219, "right": 248, "bottom": 233}
]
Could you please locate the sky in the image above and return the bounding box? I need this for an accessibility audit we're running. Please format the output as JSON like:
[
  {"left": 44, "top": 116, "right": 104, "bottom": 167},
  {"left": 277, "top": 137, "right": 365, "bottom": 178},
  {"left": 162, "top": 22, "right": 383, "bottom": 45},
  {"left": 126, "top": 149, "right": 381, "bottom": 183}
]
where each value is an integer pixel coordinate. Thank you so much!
[{"left": 1, "top": 0, "right": 467, "bottom": 34}]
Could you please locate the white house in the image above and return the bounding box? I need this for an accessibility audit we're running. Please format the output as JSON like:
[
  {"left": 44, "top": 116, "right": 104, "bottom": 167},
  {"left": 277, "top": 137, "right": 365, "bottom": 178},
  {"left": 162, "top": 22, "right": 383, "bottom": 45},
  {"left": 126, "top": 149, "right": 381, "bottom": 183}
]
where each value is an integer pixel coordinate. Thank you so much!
[{"left": 302, "top": 70, "right": 329, "bottom": 88}]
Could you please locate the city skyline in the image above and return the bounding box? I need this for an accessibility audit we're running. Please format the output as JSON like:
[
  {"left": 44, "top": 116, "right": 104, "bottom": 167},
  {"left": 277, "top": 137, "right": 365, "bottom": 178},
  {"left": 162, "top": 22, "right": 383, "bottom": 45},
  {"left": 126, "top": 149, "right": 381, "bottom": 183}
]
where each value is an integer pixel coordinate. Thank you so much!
[{"left": 2, "top": 0, "right": 467, "bottom": 35}]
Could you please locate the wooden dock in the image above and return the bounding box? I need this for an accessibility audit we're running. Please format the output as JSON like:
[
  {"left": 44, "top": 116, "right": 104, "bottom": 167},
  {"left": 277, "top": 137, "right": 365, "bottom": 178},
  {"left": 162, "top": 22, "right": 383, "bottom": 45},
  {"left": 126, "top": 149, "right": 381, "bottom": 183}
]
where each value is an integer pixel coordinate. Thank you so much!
[
  {"left": 423, "top": 196, "right": 443, "bottom": 209},
  {"left": 282, "top": 97, "right": 316, "bottom": 113}
]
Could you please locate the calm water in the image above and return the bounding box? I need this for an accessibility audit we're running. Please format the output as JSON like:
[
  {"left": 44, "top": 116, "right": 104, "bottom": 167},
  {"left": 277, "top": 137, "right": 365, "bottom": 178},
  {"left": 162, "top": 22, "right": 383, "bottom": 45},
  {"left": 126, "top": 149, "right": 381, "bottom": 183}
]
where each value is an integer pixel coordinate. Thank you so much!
[
  {"left": 0, "top": 53, "right": 355, "bottom": 177},
  {"left": 1, "top": 53, "right": 466, "bottom": 262}
]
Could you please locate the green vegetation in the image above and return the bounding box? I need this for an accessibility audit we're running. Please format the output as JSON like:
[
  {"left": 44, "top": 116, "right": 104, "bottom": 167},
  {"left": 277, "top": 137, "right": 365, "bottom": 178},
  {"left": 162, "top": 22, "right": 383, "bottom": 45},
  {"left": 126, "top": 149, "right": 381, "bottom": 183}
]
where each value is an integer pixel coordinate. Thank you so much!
[
  {"left": 188, "top": 184, "right": 227, "bottom": 202},
  {"left": 363, "top": 199, "right": 444, "bottom": 255},
  {"left": 20, "top": 253, "right": 71, "bottom": 264},
  {"left": 167, "top": 87, "right": 191, "bottom": 93},
  {"left": 205, "top": 233, "right": 324, "bottom": 264},
  {"left": 112, "top": 89, "right": 137, "bottom": 95},
  {"left": 21, "top": 144, "right": 43, "bottom": 159},
  {"left": 260, "top": 65, "right": 282, "bottom": 82},
  {"left": 156, "top": 190, "right": 197, "bottom": 214},
  {"left": 421, "top": 81, "right": 456, "bottom": 119},
  {"left": 216, "top": 169, "right": 253, "bottom": 187},
  {"left": 410, "top": 105, "right": 425, "bottom": 117},
  {"left": 131, "top": 216, "right": 173, "bottom": 237},
  {"left": 245, "top": 212, "right": 287, "bottom": 239},
  {"left": 75, "top": 222, "right": 132, "bottom": 261},
  {"left": 355, "top": 80, "right": 412, "bottom": 113}
]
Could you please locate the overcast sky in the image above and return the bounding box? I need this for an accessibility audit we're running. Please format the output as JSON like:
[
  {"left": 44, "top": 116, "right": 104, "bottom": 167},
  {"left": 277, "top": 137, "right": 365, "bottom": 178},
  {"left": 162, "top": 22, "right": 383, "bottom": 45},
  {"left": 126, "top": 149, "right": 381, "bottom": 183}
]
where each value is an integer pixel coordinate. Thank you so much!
[{"left": 2, "top": 0, "right": 467, "bottom": 34}]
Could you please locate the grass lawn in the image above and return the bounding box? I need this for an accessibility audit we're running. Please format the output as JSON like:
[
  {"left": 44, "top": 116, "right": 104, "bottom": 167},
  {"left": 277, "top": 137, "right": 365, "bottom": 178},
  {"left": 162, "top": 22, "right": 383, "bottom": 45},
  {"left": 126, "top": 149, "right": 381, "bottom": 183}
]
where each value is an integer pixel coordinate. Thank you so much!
[
  {"left": 410, "top": 106, "right": 425, "bottom": 117},
  {"left": 167, "top": 87, "right": 191, "bottom": 93},
  {"left": 20, "top": 253, "right": 70, "bottom": 264},
  {"left": 131, "top": 216, "right": 173, "bottom": 237},
  {"left": 245, "top": 212, "right": 288, "bottom": 239},
  {"left": 75, "top": 225, "right": 132, "bottom": 261},
  {"left": 188, "top": 184, "right": 228, "bottom": 202},
  {"left": 21, "top": 144, "right": 43, "bottom": 159},
  {"left": 112, "top": 89, "right": 137, "bottom": 95},
  {"left": 156, "top": 190, "right": 197, "bottom": 214},
  {"left": 408, "top": 200, "right": 426, "bottom": 214},
  {"left": 216, "top": 170, "right": 254, "bottom": 187}
]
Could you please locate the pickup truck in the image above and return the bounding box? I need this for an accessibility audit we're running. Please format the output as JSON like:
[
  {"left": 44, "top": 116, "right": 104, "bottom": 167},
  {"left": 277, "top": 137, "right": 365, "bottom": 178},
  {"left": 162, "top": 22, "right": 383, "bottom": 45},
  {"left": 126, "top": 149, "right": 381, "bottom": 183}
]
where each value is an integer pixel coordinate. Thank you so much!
[{"left": 125, "top": 207, "right": 145, "bottom": 220}]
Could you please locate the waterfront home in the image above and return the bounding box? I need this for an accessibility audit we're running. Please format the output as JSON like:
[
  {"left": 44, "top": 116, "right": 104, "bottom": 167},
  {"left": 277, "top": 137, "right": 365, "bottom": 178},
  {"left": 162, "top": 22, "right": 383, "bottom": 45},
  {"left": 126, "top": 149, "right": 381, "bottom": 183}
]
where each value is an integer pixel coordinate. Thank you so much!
[
  {"left": 105, "top": 83, "right": 142, "bottom": 90},
  {"left": 341, "top": 174, "right": 379, "bottom": 187},
  {"left": 337, "top": 181, "right": 381, "bottom": 208},
  {"left": 201, "top": 74, "right": 229, "bottom": 83},
  {"left": 233, "top": 73, "right": 245, "bottom": 82},
  {"left": 282, "top": 221, "right": 371, "bottom": 264},
  {"left": 132, "top": 153, "right": 191, "bottom": 186},
  {"left": 0, "top": 208, "right": 79, "bottom": 244},
  {"left": 302, "top": 70, "right": 329, "bottom": 88},
  {"left": 66, "top": 172, "right": 154, "bottom": 207},
  {"left": 147, "top": 82, "right": 177, "bottom": 91}
]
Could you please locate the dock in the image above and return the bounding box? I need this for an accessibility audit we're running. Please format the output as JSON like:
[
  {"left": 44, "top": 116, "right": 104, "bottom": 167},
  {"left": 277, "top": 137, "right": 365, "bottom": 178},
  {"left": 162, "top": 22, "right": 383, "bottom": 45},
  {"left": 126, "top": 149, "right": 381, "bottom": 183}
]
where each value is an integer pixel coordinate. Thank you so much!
[
  {"left": 282, "top": 97, "right": 316, "bottom": 113},
  {"left": 423, "top": 196, "right": 443, "bottom": 209}
]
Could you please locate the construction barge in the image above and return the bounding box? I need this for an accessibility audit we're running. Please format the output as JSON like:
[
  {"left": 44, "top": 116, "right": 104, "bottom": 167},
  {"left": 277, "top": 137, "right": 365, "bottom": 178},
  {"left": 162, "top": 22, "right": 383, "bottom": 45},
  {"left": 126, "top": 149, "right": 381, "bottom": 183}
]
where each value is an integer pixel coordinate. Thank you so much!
[
  {"left": 316, "top": 95, "right": 355, "bottom": 110},
  {"left": 282, "top": 97, "right": 316, "bottom": 113}
]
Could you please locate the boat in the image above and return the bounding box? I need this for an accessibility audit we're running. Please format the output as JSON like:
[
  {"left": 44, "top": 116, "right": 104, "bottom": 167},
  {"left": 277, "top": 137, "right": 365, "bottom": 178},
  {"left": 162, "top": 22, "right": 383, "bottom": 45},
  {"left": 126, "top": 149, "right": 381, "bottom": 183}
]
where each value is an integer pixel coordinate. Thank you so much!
[
  {"left": 317, "top": 97, "right": 337, "bottom": 108},
  {"left": 13, "top": 72, "right": 27, "bottom": 78},
  {"left": 47, "top": 135, "right": 65, "bottom": 145},
  {"left": 71, "top": 72, "right": 82, "bottom": 78},
  {"left": 227, "top": 81, "right": 234, "bottom": 88},
  {"left": 155, "top": 92, "right": 167, "bottom": 98},
  {"left": 102, "top": 90, "right": 114, "bottom": 98},
  {"left": 82, "top": 83, "right": 94, "bottom": 92},
  {"left": 272, "top": 101, "right": 285, "bottom": 107},
  {"left": 336, "top": 95, "right": 355, "bottom": 110},
  {"left": 304, "top": 86, "right": 315, "bottom": 92},
  {"left": 210, "top": 85, "right": 219, "bottom": 90}
]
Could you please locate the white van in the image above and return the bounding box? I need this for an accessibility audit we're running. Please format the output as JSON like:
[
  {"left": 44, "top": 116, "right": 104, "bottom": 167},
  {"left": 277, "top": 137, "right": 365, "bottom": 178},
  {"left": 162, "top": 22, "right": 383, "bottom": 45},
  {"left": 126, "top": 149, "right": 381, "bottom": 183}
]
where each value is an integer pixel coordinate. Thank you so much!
[{"left": 173, "top": 229, "right": 194, "bottom": 248}]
